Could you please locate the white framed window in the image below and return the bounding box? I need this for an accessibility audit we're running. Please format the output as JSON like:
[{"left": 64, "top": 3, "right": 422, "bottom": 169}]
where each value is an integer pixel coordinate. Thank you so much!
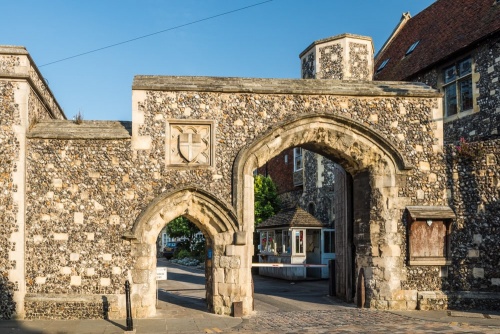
[
  {"left": 442, "top": 57, "right": 473, "bottom": 117},
  {"left": 292, "top": 229, "right": 305, "bottom": 254},
  {"left": 293, "top": 147, "right": 303, "bottom": 171}
]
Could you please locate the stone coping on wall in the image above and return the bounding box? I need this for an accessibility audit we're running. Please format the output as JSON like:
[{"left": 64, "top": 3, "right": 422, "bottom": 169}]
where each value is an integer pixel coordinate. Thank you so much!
[
  {"left": 299, "top": 33, "right": 374, "bottom": 58},
  {"left": 0, "top": 45, "right": 66, "bottom": 120},
  {"left": 132, "top": 75, "right": 441, "bottom": 98},
  {"left": 27, "top": 120, "right": 132, "bottom": 139},
  {"left": 0, "top": 45, "right": 29, "bottom": 55}
]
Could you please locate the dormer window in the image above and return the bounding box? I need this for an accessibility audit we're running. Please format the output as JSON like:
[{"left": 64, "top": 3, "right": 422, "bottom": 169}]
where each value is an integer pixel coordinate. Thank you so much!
[
  {"left": 376, "top": 58, "right": 390, "bottom": 73},
  {"left": 405, "top": 40, "right": 420, "bottom": 55}
]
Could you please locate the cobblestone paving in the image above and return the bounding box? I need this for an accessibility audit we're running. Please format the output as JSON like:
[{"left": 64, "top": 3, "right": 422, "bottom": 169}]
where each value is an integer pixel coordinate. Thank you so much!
[{"left": 224, "top": 309, "right": 500, "bottom": 333}]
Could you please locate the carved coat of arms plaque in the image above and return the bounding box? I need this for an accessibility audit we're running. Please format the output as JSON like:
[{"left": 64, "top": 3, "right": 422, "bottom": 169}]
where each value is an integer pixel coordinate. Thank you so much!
[
  {"left": 179, "top": 133, "right": 202, "bottom": 162},
  {"left": 166, "top": 120, "right": 214, "bottom": 167}
]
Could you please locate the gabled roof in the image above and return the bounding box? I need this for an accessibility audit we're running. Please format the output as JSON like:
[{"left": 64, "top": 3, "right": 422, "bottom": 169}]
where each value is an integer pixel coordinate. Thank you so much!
[
  {"left": 257, "top": 206, "right": 325, "bottom": 229},
  {"left": 374, "top": 0, "right": 500, "bottom": 81}
]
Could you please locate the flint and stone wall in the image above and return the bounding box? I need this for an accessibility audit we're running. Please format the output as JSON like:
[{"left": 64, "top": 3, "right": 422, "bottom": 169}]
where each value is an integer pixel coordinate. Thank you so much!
[
  {"left": 131, "top": 76, "right": 444, "bottom": 313},
  {"left": 0, "top": 46, "right": 64, "bottom": 319},
  {"left": 1, "top": 55, "right": 450, "bottom": 320},
  {"left": 0, "top": 75, "right": 19, "bottom": 320},
  {"left": 20, "top": 76, "right": 443, "bottom": 318},
  {"left": 299, "top": 151, "right": 336, "bottom": 226},
  {"left": 397, "top": 34, "right": 500, "bottom": 309},
  {"left": 2, "top": 32, "right": 497, "bottom": 319}
]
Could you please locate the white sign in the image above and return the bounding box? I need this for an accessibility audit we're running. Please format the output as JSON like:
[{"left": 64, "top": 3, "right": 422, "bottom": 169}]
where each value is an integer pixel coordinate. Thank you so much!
[{"left": 156, "top": 267, "right": 167, "bottom": 280}]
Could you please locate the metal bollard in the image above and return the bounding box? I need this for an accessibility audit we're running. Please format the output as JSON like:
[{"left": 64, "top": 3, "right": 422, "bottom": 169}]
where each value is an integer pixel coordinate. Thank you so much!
[
  {"left": 328, "top": 259, "right": 336, "bottom": 296},
  {"left": 125, "top": 280, "right": 134, "bottom": 331}
]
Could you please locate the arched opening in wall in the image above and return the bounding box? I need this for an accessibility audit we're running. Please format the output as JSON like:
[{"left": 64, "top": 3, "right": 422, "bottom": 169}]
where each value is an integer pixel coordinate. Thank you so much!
[
  {"left": 155, "top": 215, "right": 212, "bottom": 315},
  {"left": 252, "top": 147, "right": 358, "bottom": 306},
  {"left": 307, "top": 202, "right": 315, "bottom": 215},
  {"left": 235, "top": 115, "right": 404, "bottom": 309},
  {"left": 126, "top": 187, "right": 238, "bottom": 318}
]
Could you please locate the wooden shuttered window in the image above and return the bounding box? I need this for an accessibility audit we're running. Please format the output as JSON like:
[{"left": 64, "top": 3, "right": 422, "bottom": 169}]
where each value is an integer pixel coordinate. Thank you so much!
[{"left": 406, "top": 206, "right": 455, "bottom": 266}]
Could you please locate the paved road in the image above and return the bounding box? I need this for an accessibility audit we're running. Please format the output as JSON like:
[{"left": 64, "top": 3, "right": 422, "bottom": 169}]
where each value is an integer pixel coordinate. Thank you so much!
[
  {"left": 2, "top": 260, "right": 500, "bottom": 333},
  {"left": 156, "top": 260, "right": 500, "bottom": 333}
]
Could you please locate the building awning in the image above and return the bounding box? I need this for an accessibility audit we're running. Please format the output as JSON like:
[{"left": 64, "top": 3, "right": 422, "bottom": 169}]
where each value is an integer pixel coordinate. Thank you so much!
[{"left": 406, "top": 206, "right": 456, "bottom": 220}]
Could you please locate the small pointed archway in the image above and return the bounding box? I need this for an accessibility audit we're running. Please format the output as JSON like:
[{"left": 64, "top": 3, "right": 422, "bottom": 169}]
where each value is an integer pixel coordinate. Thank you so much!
[{"left": 123, "top": 186, "right": 239, "bottom": 317}]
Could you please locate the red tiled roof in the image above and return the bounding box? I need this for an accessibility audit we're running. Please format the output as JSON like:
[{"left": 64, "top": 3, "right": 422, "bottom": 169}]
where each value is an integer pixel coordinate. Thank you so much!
[{"left": 374, "top": 0, "right": 500, "bottom": 81}]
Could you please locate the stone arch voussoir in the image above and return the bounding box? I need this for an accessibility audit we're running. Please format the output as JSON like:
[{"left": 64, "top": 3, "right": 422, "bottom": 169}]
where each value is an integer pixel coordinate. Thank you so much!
[
  {"left": 126, "top": 186, "right": 238, "bottom": 243},
  {"left": 233, "top": 113, "right": 412, "bottom": 222}
]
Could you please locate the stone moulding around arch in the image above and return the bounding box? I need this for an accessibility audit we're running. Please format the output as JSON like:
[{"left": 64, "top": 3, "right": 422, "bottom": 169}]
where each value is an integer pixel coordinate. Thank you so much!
[
  {"left": 232, "top": 112, "right": 414, "bottom": 178},
  {"left": 231, "top": 113, "right": 414, "bottom": 217},
  {"left": 122, "top": 185, "right": 238, "bottom": 241}
]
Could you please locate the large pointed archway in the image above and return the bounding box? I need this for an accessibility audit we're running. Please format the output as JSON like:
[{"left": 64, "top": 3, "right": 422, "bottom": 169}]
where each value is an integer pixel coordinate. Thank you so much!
[
  {"left": 124, "top": 187, "right": 239, "bottom": 317},
  {"left": 233, "top": 114, "right": 412, "bottom": 308}
]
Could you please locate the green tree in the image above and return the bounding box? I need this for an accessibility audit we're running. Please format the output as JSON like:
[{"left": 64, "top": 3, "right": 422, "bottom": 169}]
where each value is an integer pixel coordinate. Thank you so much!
[
  {"left": 166, "top": 216, "right": 200, "bottom": 245},
  {"left": 254, "top": 174, "right": 280, "bottom": 226}
]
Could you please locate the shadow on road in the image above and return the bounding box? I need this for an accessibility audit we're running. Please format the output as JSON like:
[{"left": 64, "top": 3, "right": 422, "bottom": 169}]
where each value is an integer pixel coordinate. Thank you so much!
[
  {"left": 157, "top": 289, "right": 208, "bottom": 312},
  {"left": 157, "top": 260, "right": 354, "bottom": 315},
  {"left": 0, "top": 320, "right": 44, "bottom": 334},
  {"left": 252, "top": 274, "right": 356, "bottom": 311}
]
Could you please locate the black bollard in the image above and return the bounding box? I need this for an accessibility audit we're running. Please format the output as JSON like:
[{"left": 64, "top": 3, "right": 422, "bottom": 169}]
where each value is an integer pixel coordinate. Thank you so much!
[
  {"left": 328, "top": 259, "right": 336, "bottom": 296},
  {"left": 125, "top": 280, "right": 134, "bottom": 331}
]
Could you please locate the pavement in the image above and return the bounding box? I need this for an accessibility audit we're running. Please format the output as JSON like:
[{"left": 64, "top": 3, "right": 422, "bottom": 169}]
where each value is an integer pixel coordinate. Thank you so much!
[{"left": 1, "top": 261, "right": 499, "bottom": 333}]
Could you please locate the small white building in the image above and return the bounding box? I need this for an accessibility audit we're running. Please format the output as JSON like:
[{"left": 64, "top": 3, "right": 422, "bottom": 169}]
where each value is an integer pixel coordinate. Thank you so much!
[{"left": 256, "top": 206, "right": 335, "bottom": 280}]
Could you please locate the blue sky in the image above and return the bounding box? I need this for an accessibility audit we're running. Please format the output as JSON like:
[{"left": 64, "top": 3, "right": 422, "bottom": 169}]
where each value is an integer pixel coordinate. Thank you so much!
[{"left": 2, "top": 0, "right": 435, "bottom": 121}]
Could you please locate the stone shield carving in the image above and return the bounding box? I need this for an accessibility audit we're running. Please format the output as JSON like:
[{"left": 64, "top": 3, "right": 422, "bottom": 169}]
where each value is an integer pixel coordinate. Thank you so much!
[
  {"left": 167, "top": 120, "right": 214, "bottom": 167},
  {"left": 178, "top": 133, "right": 202, "bottom": 162}
]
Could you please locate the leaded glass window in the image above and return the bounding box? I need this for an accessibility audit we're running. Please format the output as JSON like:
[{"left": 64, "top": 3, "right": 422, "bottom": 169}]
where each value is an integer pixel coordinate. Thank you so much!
[{"left": 442, "top": 57, "right": 473, "bottom": 117}]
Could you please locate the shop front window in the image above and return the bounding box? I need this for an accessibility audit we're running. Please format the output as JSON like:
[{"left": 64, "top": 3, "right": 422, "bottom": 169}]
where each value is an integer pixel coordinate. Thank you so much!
[
  {"left": 260, "top": 231, "right": 275, "bottom": 253},
  {"left": 282, "top": 230, "right": 291, "bottom": 254},
  {"left": 275, "top": 230, "right": 282, "bottom": 253}
]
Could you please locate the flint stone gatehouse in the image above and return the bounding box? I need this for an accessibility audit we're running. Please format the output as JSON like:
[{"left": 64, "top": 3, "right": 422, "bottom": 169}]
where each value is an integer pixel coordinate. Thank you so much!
[{"left": 0, "top": 32, "right": 498, "bottom": 320}]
